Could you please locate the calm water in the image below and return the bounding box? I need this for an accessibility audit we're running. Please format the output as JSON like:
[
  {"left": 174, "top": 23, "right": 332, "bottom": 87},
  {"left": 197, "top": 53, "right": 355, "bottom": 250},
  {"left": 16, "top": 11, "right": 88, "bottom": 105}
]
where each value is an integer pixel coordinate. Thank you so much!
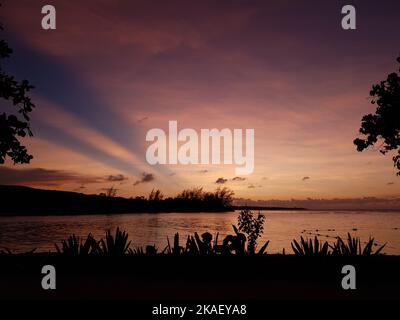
[{"left": 0, "top": 210, "right": 399, "bottom": 255}]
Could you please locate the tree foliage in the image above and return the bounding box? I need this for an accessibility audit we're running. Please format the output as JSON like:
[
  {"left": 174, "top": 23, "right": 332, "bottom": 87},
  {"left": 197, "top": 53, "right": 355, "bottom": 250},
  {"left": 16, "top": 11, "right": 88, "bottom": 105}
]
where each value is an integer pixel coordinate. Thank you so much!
[
  {"left": 0, "top": 23, "right": 35, "bottom": 164},
  {"left": 237, "top": 209, "right": 265, "bottom": 254},
  {"left": 354, "top": 55, "right": 400, "bottom": 175}
]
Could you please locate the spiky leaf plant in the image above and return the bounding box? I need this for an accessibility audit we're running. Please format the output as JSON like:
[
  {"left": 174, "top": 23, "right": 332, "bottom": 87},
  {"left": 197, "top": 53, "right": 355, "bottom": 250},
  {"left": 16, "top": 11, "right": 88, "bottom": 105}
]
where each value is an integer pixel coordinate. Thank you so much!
[
  {"left": 331, "top": 233, "right": 386, "bottom": 256},
  {"left": 291, "top": 236, "right": 329, "bottom": 256},
  {"left": 98, "top": 228, "right": 131, "bottom": 256}
]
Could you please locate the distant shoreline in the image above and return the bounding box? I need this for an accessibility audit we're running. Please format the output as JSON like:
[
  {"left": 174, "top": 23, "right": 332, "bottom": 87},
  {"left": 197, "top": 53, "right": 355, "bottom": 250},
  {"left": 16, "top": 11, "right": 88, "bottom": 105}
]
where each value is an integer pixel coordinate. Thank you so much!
[
  {"left": 233, "top": 205, "right": 306, "bottom": 211},
  {"left": 0, "top": 207, "right": 307, "bottom": 217},
  {"left": 2, "top": 185, "right": 399, "bottom": 216},
  {"left": 0, "top": 185, "right": 306, "bottom": 216}
]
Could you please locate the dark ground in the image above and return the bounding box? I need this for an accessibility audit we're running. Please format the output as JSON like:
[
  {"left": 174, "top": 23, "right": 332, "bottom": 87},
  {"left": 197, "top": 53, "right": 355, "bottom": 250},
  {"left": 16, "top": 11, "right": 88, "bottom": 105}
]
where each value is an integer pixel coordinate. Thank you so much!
[
  {"left": 1, "top": 255, "right": 398, "bottom": 318},
  {"left": 0, "top": 254, "right": 398, "bottom": 301}
]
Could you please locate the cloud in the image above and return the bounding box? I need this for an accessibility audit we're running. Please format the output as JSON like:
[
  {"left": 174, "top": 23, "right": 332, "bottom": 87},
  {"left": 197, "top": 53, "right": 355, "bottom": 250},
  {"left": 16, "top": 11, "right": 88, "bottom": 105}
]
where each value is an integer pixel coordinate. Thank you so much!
[
  {"left": 215, "top": 177, "right": 228, "bottom": 184},
  {"left": 232, "top": 177, "right": 246, "bottom": 181},
  {"left": 73, "top": 184, "right": 86, "bottom": 192},
  {"left": 107, "top": 174, "right": 127, "bottom": 182},
  {"left": 198, "top": 170, "right": 208, "bottom": 173},
  {"left": 137, "top": 116, "right": 149, "bottom": 123},
  {"left": 248, "top": 184, "right": 255, "bottom": 189},
  {"left": 99, "top": 187, "right": 119, "bottom": 191},
  {"left": 387, "top": 182, "right": 395, "bottom": 185},
  {"left": 0, "top": 167, "right": 105, "bottom": 186},
  {"left": 302, "top": 176, "right": 310, "bottom": 181},
  {"left": 133, "top": 172, "right": 155, "bottom": 186}
]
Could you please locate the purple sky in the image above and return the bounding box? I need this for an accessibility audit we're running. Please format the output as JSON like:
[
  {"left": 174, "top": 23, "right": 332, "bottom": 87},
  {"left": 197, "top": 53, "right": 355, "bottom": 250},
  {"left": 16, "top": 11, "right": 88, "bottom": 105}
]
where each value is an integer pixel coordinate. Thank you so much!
[{"left": 1, "top": 0, "right": 399, "bottom": 207}]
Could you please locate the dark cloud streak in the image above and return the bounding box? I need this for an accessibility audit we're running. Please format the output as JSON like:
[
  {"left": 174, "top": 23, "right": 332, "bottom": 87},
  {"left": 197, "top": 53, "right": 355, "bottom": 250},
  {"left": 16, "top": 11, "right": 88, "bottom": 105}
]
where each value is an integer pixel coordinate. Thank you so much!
[
  {"left": 107, "top": 174, "right": 127, "bottom": 182},
  {"left": 215, "top": 177, "right": 228, "bottom": 184},
  {"left": 133, "top": 172, "right": 155, "bottom": 186},
  {"left": 232, "top": 177, "right": 246, "bottom": 181},
  {"left": 0, "top": 167, "right": 105, "bottom": 186}
]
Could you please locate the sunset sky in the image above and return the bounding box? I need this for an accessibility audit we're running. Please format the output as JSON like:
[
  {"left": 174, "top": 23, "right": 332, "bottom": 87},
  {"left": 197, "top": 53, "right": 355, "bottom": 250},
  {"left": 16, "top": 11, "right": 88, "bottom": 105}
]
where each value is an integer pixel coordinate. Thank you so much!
[{"left": 1, "top": 0, "right": 399, "bottom": 205}]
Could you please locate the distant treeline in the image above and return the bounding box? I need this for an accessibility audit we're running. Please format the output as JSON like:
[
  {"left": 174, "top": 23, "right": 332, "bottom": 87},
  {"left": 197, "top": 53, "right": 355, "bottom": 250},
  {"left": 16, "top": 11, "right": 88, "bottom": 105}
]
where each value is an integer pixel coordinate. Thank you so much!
[
  {"left": 0, "top": 185, "right": 235, "bottom": 215},
  {"left": 234, "top": 205, "right": 305, "bottom": 211}
]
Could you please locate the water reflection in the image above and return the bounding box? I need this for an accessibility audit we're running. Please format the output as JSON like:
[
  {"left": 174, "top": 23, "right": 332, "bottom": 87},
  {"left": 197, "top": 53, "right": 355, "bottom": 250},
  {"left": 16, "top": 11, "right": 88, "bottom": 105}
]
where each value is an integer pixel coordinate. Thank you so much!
[{"left": 0, "top": 210, "right": 399, "bottom": 254}]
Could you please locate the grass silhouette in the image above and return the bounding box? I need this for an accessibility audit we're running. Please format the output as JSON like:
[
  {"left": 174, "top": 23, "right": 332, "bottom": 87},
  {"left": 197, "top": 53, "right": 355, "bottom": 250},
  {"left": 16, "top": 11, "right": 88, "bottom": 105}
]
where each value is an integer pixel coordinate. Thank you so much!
[
  {"left": 98, "top": 227, "right": 131, "bottom": 256},
  {"left": 55, "top": 234, "right": 96, "bottom": 256},
  {"left": 291, "top": 236, "right": 330, "bottom": 256},
  {"left": 330, "top": 233, "right": 386, "bottom": 256},
  {"left": 291, "top": 233, "right": 386, "bottom": 256}
]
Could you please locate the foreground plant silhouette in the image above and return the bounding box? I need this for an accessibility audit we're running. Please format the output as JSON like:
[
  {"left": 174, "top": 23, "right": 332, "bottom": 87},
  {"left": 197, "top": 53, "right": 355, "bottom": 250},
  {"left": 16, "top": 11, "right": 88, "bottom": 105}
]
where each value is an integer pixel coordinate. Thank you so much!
[
  {"left": 55, "top": 234, "right": 97, "bottom": 256},
  {"left": 291, "top": 236, "right": 330, "bottom": 256},
  {"left": 53, "top": 210, "right": 387, "bottom": 257},
  {"left": 98, "top": 227, "right": 131, "bottom": 256},
  {"left": 330, "top": 233, "right": 386, "bottom": 256},
  {"left": 237, "top": 209, "right": 266, "bottom": 254},
  {"left": 155, "top": 209, "right": 269, "bottom": 255},
  {"left": 55, "top": 228, "right": 131, "bottom": 256},
  {"left": 291, "top": 233, "right": 386, "bottom": 256},
  {"left": 54, "top": 210, "right": 270, "bottom": 256}
]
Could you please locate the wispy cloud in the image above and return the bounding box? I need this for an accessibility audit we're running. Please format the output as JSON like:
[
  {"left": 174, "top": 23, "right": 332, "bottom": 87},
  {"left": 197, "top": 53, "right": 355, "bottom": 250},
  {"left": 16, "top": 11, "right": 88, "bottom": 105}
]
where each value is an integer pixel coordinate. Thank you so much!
[
  {"left": 73, "top": 184, "right": 86, "bottom": 192},
  {"left": 232, "top": 177, "right": 246, "bottom": 182},
  {"left": 137, "top": 116, "right": 149, "bottom": 123},
  {"left": 215, "top": 177, "right": 228, "bottom": 184},
  {"left": 106, "top": 174, "right": 127, "bottom": 182},
  {"left": 302, "top": 176, "right": 310, "bottom": 181},
  {"left": 0, "top": 167, "right": 105, "bottom": 186},
  {"left": 133, "top": 172, "right": 155, "bottom": 186}
]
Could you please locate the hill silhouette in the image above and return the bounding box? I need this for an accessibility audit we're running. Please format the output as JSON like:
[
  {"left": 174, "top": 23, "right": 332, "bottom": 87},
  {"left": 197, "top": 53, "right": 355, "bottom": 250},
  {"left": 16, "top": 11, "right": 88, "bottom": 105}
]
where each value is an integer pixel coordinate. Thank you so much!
[{"left": 0, "top": 185, "right": 305, "bottom": 215}]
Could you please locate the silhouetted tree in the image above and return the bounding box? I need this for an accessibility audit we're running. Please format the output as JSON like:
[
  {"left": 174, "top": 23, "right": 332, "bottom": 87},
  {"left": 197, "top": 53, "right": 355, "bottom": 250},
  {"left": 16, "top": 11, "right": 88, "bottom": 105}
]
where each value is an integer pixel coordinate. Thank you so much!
[
  {"left": 237, "top": 209, "right": 265, "bottom": 254},
  {"left": 148, "top": 188, "right": 164, "bottom": 201},
  {"left": 354, "top": 55, "right": 400, "bottom": 175},
  {"left": 101, "top": 186, "right": 117, "bottom": 197},
  {"left": 200, "top": 187, "right": 234, "bottom": 208},
  {"left": 176, "top": 187, "right": 203, "bottom": 200},
  {"left": 0, "top": 19, "right": 35, "bottom": 164}
]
